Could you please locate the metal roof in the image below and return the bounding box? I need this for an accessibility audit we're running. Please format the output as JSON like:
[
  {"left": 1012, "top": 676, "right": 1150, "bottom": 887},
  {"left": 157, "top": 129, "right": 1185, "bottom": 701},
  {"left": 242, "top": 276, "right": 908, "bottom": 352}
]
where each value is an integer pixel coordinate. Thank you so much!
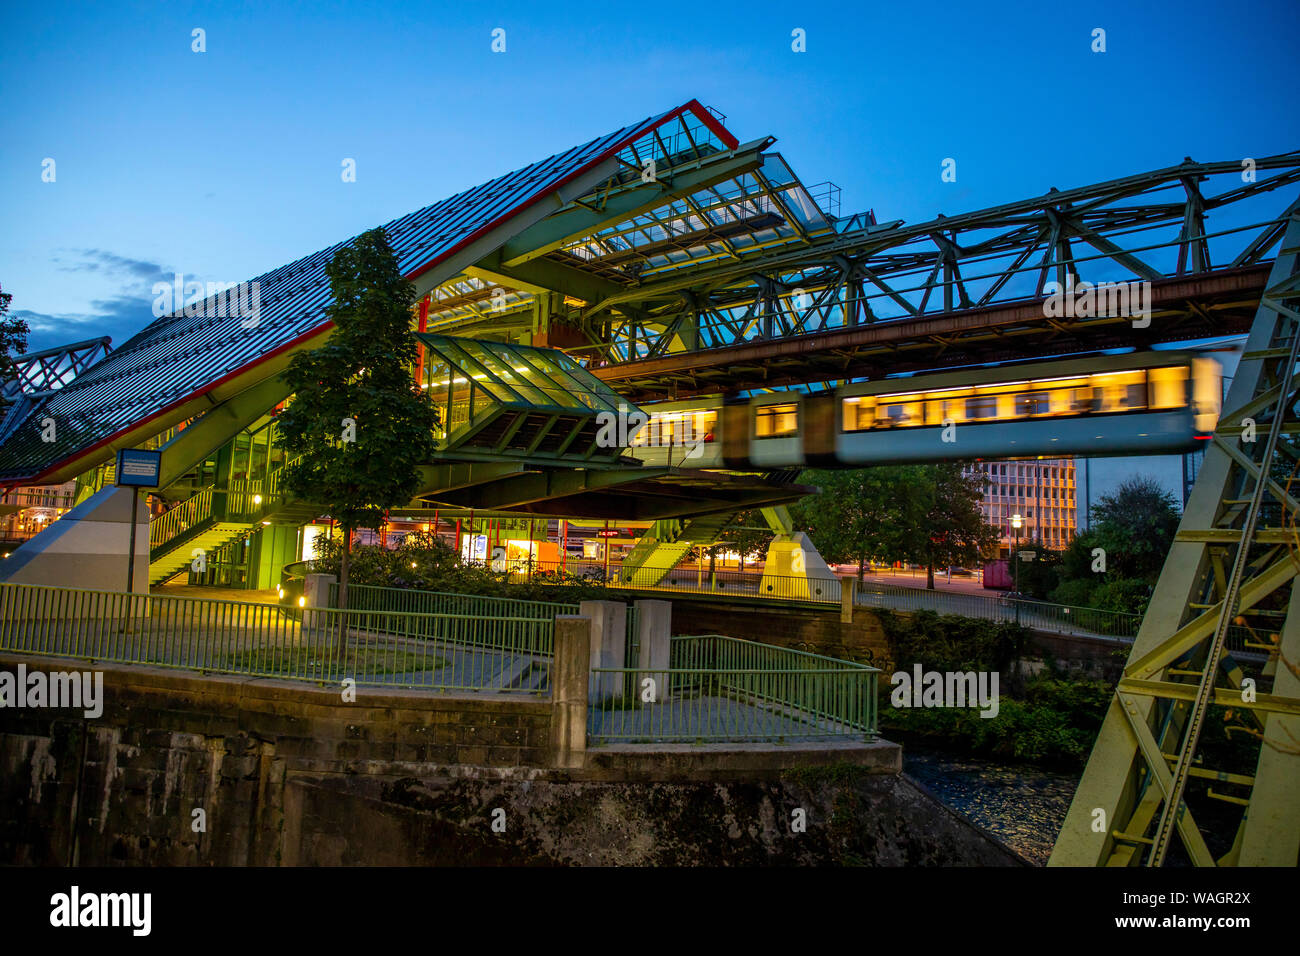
[{"left": 0, "top": 101, "right": 735, "bottom": 484}]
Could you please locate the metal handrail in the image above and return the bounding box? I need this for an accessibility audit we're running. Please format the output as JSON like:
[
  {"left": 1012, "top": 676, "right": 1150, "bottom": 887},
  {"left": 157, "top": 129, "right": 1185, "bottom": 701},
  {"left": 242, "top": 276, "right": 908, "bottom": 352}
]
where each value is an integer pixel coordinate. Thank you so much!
[
  {"left": 0, "top": 581, "right": 553, "bottom": 694},
  {"left": 149, "top": 487, "right": 214, "bottom": 550}
]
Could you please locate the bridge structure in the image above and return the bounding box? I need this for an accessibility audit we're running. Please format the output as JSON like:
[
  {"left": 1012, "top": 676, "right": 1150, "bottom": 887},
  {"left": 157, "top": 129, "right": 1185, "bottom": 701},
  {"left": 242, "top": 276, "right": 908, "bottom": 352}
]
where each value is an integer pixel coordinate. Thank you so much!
[{"left": 0, "top": 100, "right": 1297, "bottom": 866}]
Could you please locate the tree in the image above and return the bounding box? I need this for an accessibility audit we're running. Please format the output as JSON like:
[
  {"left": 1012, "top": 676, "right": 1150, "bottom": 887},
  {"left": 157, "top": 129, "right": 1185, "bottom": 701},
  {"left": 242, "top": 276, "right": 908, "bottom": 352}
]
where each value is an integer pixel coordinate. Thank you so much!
[
  {"left": 1089, "top": 475, "right": 1180, "bottom": 581},
  {"left": 276, "top": 229, "right": 439, "bottom": 610},
  {"left": 0, "top": 283, "right": 31, "bottom": 409},
  {"left": 791, "top": 463, "right": 998, "bottom": 587},
  {"left": 902, "top": 464, "right": 1001, "bottom": 589},
  {"left": 711, "top": 510, "right": 773, "bottom": 570},
  {"left": 789, "top": 467, "right": 914, "bottom": 579}
]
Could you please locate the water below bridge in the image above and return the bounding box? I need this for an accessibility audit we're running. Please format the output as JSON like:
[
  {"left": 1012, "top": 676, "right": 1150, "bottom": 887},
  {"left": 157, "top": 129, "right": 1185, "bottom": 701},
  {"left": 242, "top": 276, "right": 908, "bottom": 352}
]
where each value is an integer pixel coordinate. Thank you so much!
[{"left": 902, "top": 745, "right": 1080, "bottom": 866}]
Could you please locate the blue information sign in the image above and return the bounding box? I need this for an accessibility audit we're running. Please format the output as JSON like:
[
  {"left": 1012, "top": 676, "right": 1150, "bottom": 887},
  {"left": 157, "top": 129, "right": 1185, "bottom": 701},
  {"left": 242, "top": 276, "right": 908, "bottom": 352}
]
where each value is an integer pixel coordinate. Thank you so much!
[{"left": 115, "top": 449, "right": 162, "bottom": 488}]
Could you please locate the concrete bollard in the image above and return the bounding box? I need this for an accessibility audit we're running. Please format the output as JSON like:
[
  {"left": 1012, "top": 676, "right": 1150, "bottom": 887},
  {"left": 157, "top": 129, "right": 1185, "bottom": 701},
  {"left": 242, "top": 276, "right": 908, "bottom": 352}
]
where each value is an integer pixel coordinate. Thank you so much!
[
  {"left": 579, "top": 599, "right": 626, "bottom": 703},
  {"left": 303, "top": 573, "right": 336, "bottom": 635},
  {"left": 633, "top": 599, "right": 672, "bottom": 703},
  {"left": 840, "top": 576, "right": 857, "bottom": 624},
  {"left": 550, "top": 615, "right": 591, "bottom": 769}
]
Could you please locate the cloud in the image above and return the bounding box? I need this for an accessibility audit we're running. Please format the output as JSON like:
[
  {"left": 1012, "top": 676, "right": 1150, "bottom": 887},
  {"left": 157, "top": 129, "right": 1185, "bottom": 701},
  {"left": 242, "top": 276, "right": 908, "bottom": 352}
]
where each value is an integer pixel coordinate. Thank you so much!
[
  {"left": 54, "top": 249, "right": 170, "bottom": 280},
  {"left": 16, "top": 250, "right": 176, "bottom": 353}
]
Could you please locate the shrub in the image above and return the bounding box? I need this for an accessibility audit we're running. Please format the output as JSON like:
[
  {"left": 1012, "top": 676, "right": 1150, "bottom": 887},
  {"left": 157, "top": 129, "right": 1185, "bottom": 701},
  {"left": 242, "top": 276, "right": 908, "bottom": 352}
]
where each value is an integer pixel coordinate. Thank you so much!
[
  {"left": 1049, "top": 577, "right": 1097, "bottom": 609},
  {"left": 877, "top": 608, "right": 1028, "bottom": 675},
  {"left": 306, "top": 534, "right": 614, "bottom": 603}
]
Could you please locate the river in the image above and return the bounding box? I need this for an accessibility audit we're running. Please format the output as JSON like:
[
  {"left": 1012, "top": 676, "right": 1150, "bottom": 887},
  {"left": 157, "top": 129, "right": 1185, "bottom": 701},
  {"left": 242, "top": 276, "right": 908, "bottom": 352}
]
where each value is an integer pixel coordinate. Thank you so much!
[{"left": 902, "top": 744, "right": 1081, "bottom": 866}]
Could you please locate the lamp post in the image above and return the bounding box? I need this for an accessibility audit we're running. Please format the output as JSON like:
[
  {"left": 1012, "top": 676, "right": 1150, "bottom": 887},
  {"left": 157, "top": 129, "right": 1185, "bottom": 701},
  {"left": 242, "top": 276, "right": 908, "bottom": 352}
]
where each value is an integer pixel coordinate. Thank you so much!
[{"left": 1011, "top": 513, "right": 1023, "bottom": 625}]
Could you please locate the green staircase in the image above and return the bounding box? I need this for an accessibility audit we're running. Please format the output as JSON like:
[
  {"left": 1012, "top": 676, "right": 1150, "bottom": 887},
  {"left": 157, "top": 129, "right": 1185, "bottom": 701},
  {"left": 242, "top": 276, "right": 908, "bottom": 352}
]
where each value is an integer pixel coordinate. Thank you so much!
[
  {"left": 148, "top": 472, "right": 318, "bottom": 586},
  {"left": 620, "top": 511, "right": 738, "bottom": 586}
]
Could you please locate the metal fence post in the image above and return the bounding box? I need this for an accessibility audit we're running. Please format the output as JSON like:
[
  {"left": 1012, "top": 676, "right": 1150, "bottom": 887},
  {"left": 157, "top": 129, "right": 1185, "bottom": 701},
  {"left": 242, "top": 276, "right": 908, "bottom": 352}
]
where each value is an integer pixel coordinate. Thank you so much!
[{"left": 551, "top": 615, "right": 591, "bottom": 769}]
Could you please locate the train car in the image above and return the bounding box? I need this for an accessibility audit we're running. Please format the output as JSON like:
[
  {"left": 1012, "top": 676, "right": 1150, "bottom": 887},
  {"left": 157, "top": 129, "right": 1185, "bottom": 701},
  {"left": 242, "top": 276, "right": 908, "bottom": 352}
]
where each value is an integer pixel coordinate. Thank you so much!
[
  {"left": 623, "top": 398, "right": 724, "bottom": 468},
  {"left": 628, "top": 351, "right": 1221, "bottom": 470},
  {"left": 830, "top": 351, "right": 1220, "bottom": 464},
  {"left": 723, "top": 394, "right": 806, "bottom": 468}
]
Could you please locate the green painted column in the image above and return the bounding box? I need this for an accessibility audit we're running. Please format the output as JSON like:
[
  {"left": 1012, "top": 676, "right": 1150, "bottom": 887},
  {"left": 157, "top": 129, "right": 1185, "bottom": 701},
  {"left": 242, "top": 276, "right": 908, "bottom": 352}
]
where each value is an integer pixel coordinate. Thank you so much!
[{"left": 251, "top": 524, "right": 300, "bottom": 590}]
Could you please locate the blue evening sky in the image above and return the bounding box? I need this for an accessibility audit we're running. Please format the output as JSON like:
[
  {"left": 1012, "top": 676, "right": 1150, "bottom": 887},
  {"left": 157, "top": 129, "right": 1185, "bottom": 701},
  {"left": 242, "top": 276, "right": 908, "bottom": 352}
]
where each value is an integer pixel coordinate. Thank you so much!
[{"left": 3, "top": 0, "right": 1297, "bottom": 356}]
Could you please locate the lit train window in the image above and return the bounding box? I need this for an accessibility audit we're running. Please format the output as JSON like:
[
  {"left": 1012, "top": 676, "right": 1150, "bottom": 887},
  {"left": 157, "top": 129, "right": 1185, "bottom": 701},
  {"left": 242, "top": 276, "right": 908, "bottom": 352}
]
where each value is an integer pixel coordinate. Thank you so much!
[
  {"left": 877, "top": 402, "right": 923, "bottom": 428},
  {"left": 1015, "top": 392, "right": 1051, "bottom": 416},
  {"left": 755, "top": 403, "right": 799, "bottom": 438},
  {"left": 1191, "top": 358, "right": 1221, "bottom": 434},
  {"left": 1148, "top": 365, "right": 1188, "bottom": 410},
  {"left": 966, "top": 397, "right": 999, "bottom": 420},
  {"left": 1094, "top": 371, "right": 1147, "bottom": 412},
  {"left": 842, "top": 397, "right": 877, "bottom": 432},
  {"left": 694, "top": 409, "right": 719, "bottom": 442}
]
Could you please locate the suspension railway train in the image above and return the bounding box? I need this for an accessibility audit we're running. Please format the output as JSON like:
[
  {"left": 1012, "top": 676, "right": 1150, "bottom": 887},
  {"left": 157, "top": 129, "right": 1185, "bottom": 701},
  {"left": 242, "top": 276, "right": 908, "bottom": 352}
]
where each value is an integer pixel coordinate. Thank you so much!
[{"left": 626, "top": 351, "right": 1222, "bottom": 470}]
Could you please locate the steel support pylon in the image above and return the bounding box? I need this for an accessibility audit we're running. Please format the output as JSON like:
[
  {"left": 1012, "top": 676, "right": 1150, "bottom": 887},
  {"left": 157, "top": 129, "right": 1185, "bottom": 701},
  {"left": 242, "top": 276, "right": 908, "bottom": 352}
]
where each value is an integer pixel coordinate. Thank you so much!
[{"left": 1050, "top": 207, "right": 1300, "bottom": 867}]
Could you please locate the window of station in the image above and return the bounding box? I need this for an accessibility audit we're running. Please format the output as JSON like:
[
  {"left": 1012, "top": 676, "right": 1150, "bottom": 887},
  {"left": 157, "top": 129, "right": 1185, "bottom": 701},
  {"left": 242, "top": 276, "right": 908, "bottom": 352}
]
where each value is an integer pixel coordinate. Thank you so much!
[
  {"left": 633, "top": 409, "right": 719, "bottom": 446},
  {"left": 755, "top": 403, "right": 799, "bottom": 438}
]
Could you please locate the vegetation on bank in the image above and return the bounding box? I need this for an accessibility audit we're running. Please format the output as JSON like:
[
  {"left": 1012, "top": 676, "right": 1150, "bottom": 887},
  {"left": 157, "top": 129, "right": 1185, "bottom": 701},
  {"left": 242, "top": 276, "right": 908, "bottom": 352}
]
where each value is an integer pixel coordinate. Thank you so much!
[
  {"left": 300, "top": 527, "right": 1121, "bottom": 770},
  {"left": 1002, "top": 476, "right": 1181, "bottom": 618},
  {"left": 873, "top": 608, "right": 1116, "bottom": 769},
  {"left": 304, "top": 532, "right": 616, "bottom": 604}
]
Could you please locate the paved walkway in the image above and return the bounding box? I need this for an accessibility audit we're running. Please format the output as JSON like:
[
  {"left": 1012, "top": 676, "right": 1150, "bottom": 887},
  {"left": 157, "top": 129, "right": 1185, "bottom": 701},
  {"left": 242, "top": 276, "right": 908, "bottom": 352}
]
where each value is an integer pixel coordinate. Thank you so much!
[{"left": 151, "top": 583, "right": 281, "bottom": 605}]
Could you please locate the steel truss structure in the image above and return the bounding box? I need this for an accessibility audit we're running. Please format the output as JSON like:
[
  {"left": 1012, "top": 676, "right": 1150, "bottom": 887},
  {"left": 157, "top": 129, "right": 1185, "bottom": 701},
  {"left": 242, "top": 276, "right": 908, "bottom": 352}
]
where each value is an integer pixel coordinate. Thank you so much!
[
  {"left": 0, "top": 337, "right": 111, "bottom": 406},
  {"left": 417, "top": 150, "right": 1300, "bottom": 401},
  {"left": 1051, "top": 212, "right": 1300, "bottom": 867}
]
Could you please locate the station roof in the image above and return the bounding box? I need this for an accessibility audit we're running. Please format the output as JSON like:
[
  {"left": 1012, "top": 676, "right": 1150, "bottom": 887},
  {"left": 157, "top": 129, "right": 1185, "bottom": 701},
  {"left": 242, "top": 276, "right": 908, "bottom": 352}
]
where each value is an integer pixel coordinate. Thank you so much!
[
  {"left": 416, "top": 333, "right": 630, "bottom": 463},
  {"left": 0, "top": 101, "right": 738, "bottom": 485}
]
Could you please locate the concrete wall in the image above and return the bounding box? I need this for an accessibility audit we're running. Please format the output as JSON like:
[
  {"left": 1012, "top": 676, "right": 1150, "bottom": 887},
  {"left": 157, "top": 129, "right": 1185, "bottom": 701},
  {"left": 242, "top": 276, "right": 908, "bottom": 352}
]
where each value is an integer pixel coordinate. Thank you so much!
[
  {"left": 0, "top": 653, "right": 1023, "bottom": 867},
  {"left": 671, "top": 598, "right": 891, "bottom": 664},
  {"left": 0, "top": 486, "right": 147, "bottom": 593},
  {"left": 668, "top": 596, "right": 1125, "bottom": 678}
]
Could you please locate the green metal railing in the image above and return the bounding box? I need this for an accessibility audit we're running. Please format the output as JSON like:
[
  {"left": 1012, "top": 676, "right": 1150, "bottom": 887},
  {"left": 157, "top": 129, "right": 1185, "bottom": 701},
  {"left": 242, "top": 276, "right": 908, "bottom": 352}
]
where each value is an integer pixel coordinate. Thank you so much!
[
  {"left": 588, "top": 634, "right": 878, "bottom": 744},
  {"left": 611, "top": 567, "right": 841, "bottom": 604},
  {"left": 856, "top": 582, "right": 1141, "bottom": 638},
  {"left": 0, "top": 582, "right": 552, "bottom": 693},
  {"left": 149, "top": 487, "right": 214, "bottom": 551},
  {"left": 333, "top": 582, "right": 579, "bottom": 621}
]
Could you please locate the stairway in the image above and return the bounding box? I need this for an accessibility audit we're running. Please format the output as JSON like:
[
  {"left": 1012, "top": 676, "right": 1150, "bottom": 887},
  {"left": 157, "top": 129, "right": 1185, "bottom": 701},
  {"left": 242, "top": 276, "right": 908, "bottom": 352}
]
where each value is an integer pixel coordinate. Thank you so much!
[
  {"left": 148, "top": 478, "right": 319, "bottom": 586},
  {"left": 149, "top": 522, "right": 254, "bottom": 585},
  {"left": 620, "top": 511, "right": 738, "bottom": 586}
]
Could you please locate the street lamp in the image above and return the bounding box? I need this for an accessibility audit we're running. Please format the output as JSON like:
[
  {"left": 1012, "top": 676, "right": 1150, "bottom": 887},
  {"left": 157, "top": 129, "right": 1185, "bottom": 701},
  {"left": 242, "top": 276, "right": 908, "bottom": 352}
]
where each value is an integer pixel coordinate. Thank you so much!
[{"left": 1011, "top": 513, "right": 1023, "bottom": 624}]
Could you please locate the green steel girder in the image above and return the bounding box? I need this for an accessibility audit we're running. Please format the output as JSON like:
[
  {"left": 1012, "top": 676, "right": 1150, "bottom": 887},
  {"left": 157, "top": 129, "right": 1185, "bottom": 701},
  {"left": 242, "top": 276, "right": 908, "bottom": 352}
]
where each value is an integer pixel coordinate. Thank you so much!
[
  {"left": 515, "top": 152, "right": 1300, "bottom": 384},
  {"left": 422, "top": 465, "right": 807, "bottom": 520},
  {"left": 425, "top": 465, "right": 667, "bottom": 511},
  {"left": 411, "top": 460, "right": 531, "bottom": 499},
  {"left": 468, "top": 252, "right": 626, "bottom": 308},
  {"left": 155, "top": 375, "right": 294, "bottom": 494},
  {"left": 1049, "top": 210, "right": 1300, "bottom": 868}
]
